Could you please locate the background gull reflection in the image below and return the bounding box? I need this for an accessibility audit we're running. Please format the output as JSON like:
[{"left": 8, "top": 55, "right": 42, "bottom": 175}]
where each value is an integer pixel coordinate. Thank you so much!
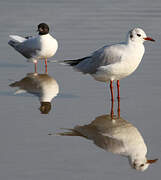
[
  {"left": 57, "top": 114, "right": 158, "bottom": 171},
  {"left": 9, "top": 72, "right": 59, "bottom": 114}
]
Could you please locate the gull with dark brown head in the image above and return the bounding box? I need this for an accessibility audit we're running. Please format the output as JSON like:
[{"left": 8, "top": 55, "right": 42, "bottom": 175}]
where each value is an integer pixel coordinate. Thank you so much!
[{"left": 8, "top": 23, "right": 58, "bottom": 73}]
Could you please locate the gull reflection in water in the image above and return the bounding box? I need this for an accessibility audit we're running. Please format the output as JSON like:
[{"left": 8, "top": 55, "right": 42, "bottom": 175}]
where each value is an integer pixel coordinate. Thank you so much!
[
  {"left": 57, "top": 114, "right": 158, "bottom": 171},
  {"left": 9, "top": 73, "right": 59, "bottom": 114}
]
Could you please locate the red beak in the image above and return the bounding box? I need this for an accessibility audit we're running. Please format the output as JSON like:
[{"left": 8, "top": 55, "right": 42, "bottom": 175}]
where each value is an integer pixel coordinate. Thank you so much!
[
  {"left": 147, "top": 159, "right": 158, "bottom": 164},
  {"left": 143, "top": 37, "right": 155, "bottom": 42}
]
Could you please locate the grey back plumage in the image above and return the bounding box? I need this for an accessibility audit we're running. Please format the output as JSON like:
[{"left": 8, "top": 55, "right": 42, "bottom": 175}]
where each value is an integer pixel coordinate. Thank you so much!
[
  {"left": 8, "top": 36, "right": 41, "bottom": 59},
  {"left": 67, "top": 44, "right": 123, "bottom": 74}
]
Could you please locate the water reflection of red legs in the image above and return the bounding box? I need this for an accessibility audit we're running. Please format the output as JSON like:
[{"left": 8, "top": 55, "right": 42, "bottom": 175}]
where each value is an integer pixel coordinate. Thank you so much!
[
  {"left": 110, "top": 80, "right": 114, "bottom": 119},
  {"left": 117, "top": 80, "right": 120, "bottom": 118},
  {"left": 34, "top": 62, "right": 37, "bottom": 73},
  {"left": 110, "top": 80, "right": 120, "bottom": 119},
  {"left": 45, "top": 58, "right": 48, "bottom": 73},
  {"left": 110, "top": 98, "right": 114, "bottom": 119},
  {"left": 117, "top": 95, "right": 120, "bottom": 118}
]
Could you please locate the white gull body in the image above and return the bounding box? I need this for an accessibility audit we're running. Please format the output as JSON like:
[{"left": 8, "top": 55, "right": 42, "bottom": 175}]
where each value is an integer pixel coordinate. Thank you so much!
[
  {"left": 65, "top": 28, "right": 154, "bottom": 82},
  {"left": 58, "top": 114, "right": 158, "bottom": 171},
  {"left": 8, "top": 33, "right": 58, "bottom": 64},
  {"left": 8, "top": 23, "right": 58, "bottom": 73}
]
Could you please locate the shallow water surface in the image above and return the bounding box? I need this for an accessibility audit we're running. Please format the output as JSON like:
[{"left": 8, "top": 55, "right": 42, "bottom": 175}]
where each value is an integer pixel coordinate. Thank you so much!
[{"left": 0, "top": 0, "right": 161, "bottom": 179}]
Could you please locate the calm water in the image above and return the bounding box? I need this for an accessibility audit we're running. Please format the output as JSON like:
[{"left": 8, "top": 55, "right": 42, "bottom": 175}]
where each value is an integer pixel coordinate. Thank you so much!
[{"left": 0, "top": 0, "right": 161, "bottom": 179}]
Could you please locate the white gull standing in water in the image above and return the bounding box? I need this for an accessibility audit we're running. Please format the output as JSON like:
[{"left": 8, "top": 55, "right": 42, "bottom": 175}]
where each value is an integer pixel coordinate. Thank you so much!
[
  {"left": 8, "top": 23, "right": 58, "bottom": 73},
  {"left": 63, "top": 28, "right": 155, "bottom": 101}
]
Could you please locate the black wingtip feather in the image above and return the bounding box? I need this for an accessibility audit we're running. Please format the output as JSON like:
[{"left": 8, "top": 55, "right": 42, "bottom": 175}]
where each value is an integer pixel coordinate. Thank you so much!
[
  {"left": 64, "top": 56, "right": 91, "bottom": 66},
  {"left": 9, "top": 81, "right": 19, "bottom": 87},
  {"left": 8, "top": 40, "right": 15, "bottom": 47}
]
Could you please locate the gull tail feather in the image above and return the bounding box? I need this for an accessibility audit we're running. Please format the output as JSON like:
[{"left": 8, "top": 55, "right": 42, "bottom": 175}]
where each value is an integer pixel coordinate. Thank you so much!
[
  {"left": 9, "top": 81, "right": 20, "bottom": 87},
  {"left": 8, "top": 40, "right": 18, "bottom": 48},
  {"left": 49, "top": 56, "right": 91, "bottom": 66},
  {"left": 64, "top": 56, "right": 91, "bottom": 66},
  {"left": 56, "top": 128, "right": 85, "bottom": 137}
]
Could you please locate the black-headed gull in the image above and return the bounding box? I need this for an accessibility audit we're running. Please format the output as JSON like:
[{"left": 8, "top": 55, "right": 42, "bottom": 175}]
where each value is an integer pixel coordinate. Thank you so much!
[
  {"left": 9, "top": 73, "right": 59, "bottom": 114},
  {"left": 8, "top": 23, "right": 58, "bottom": 73},
  {"left": 64, "top": 28, "right": 154, "bottom": 101},
  {"left": 57, "top": 114, "right": 158, "bottom": 171}
]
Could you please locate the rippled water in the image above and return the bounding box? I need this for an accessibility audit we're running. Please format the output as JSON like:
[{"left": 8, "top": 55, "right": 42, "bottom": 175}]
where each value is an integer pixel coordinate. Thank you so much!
[{"left": 0, "top": 0, "right": 161, "bottom": 179}]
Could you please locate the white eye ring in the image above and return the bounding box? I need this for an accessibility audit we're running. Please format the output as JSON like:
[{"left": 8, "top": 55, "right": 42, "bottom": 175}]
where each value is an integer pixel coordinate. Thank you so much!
[{"left": 137, "top": 34, "right": 141, "bottom": 37}]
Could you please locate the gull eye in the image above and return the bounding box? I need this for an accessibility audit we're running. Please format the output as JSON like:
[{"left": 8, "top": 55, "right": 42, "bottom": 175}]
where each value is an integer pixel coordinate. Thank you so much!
[
  {"left": 140, "top": 164, "right": 144, "bottom": 167},
  {"left": 137, "top": 34, "right": 141, "bottom": 37}
]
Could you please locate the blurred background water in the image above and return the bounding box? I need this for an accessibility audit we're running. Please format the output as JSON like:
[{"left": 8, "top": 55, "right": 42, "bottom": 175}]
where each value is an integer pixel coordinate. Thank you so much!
[{"left": 0, "top": 0, "right": 161, "bottom": 179}]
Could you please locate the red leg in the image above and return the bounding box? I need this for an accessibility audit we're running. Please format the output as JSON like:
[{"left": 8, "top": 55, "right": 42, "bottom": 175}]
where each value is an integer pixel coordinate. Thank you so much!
[
  {"left": 117, "top": 80, "right": 120, "bottom": 118},
  {"left": 110, "top": 80, "right": 114, "bottom": 102},
  {"left": 45, "top": 58, "right": 48, "bottom": 73},
  {"left": 110, "top": 80, "right": 114, "bottom": 118}
]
